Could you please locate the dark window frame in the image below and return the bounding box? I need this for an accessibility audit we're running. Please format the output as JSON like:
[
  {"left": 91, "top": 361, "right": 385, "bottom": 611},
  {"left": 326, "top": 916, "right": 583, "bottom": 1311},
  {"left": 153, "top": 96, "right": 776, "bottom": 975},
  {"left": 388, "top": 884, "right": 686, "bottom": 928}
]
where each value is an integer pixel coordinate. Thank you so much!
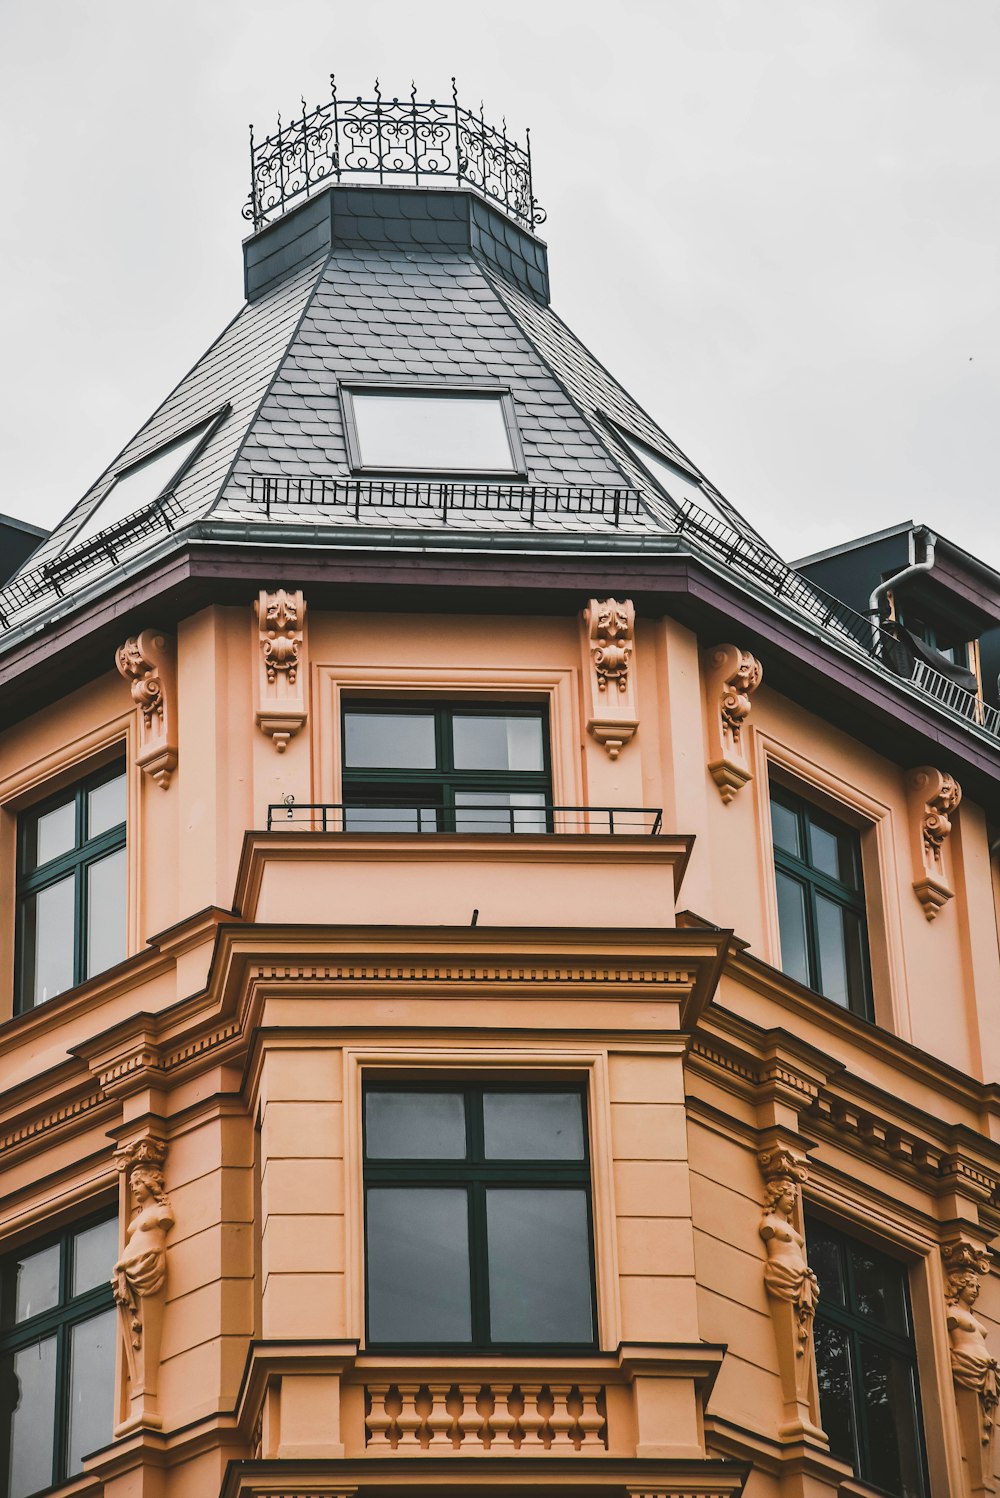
[
  {"left": 341, "top": 699, "right": 552, "bottom": 833},
  {"left": 339, "top": 381, "right": 528, "bottom": 478},
  {"left": 15, "top": 761, "right": 127, "bottom": 1014},
  {"left": 362, "top": 1081, "right": 598, "bottom": 1353},
  {"left": 807, "top": 1216, "right": 929, "bottom": 1497},
  {"left": 769, "top": 781, "right": 874, "bottom": 1020},
  {"left": 0, "top": 1209, "right": 117, "bottom": 1493}
]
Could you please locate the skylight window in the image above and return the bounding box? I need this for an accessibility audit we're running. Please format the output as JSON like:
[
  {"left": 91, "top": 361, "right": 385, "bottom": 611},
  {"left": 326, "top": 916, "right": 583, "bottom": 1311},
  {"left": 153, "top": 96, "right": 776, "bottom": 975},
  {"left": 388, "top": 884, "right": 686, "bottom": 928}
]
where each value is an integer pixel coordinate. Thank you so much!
[
  {"left": 617, "top": 431, "right": 733, "bottom": 528},
  {"left": 342, "top": 388, "right": 524, "bottom": 475},
  {"left": 65, "top": 420, "right": 212, "bottom": 552}
]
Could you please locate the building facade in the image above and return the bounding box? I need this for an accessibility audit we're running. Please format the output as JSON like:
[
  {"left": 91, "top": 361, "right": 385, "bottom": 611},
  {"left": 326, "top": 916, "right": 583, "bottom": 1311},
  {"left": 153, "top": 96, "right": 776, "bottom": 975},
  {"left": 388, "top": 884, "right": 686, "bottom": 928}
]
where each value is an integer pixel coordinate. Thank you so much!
[{"left": 1, "top": 88, "right": 999, "bottom": 1498}]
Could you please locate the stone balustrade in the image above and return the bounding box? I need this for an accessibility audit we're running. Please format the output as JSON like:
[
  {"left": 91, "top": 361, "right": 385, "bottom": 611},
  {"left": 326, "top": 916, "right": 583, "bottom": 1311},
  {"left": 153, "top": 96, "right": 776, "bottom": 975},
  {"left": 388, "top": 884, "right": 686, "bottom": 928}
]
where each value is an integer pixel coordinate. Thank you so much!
[{"left": 364, "top": 1380, "right": 607, "bottom": 1452}]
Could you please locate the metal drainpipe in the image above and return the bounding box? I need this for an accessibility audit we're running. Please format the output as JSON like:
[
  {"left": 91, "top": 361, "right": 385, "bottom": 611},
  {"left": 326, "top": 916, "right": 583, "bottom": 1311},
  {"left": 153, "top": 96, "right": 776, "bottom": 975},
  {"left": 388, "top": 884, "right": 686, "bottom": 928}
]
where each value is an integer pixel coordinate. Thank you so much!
[{"left": 868, "top": 525, "right": 937, "bottom": 653}]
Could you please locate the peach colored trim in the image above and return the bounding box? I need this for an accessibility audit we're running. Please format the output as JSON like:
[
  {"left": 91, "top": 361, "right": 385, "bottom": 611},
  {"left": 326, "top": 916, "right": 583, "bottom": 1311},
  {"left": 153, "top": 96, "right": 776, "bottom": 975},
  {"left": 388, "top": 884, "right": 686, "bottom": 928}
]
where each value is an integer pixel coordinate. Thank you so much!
[
  {"left": 750, "top": 727, "right": 911, "bottom": 1041},
  {"left": 314, "top": 664, "right": 582, "bottom": 809},
  {"left": 0, "top": 711, "right": 138, "bottom": 1017},
  {"left": 342, "top": 1045, "right": 620, "bottom": 1353}
]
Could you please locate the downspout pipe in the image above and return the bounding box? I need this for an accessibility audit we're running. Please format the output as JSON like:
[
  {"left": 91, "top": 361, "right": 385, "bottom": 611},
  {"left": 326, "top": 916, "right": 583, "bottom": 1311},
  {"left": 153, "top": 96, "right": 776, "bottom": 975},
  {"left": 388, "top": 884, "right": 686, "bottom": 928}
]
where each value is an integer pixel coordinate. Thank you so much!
[{"left": 868, "top": 526, "right": 937, "bottom": 653}]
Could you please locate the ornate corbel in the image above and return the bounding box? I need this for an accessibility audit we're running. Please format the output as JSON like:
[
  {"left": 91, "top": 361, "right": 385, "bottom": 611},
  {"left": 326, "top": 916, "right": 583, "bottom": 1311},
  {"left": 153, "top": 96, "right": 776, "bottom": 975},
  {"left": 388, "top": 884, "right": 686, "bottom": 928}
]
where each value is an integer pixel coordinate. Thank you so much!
[
  {"left": 254, "top": 589, "right": 307, "bottom": 752},
  {"left": 115, "top": 629, "right": 177, "bottom": 789},
  {"left": 942, "top": 1238, "right": 999, "bottom": 1494},
  {"left": 580, "top": 597, "right": 638, "bottom": 759},
  {"left": 702, "top": 644, "right": 763, "bottom": 803},
  {"left": 112, "top": 1137, "right": 174, "bottom": 1434},
  {"left": 757, "top": 1148, "right": 827, "bottom": 1446},
  {"left": 906, "top": 767, "right": 962, "bottom": 920}
]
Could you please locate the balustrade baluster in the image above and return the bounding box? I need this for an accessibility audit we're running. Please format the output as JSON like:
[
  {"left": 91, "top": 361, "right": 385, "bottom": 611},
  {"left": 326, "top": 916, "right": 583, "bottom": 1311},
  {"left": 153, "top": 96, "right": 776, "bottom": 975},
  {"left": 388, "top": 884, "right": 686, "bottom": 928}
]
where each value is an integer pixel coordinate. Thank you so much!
[
  {"left": 394, "top": 1382, "right": 425, "bottom": 1448},
  {"left": 577, "top": 1385, "right": 607, "bottom": 1447},
  {"left": 547, "top": 1383, "right": 576, "bottom": 1449},
  {"left": 425, "top": 1382, "right": 455, "bottom": 1448},
  {"left": 365, "top": 1383, "right": 395, "bottom": 1448},
  {"left": 518, "top": 1383, "right": 546, "bottom": 1447}
]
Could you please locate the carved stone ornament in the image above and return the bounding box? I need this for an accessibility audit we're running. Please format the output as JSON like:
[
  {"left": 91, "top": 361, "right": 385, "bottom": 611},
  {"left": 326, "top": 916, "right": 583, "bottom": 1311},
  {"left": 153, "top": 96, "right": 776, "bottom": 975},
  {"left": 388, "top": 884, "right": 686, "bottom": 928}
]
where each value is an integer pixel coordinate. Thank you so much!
[
  {"left": 906, "top": 766, "right": 962, "bottom": 920},
  {"left": 254, "top": 589, "right": 308, "bottom": 752},
  {"left": 943, "top": 1239, "right": 999, "bottom": 1493},
  {"left": 757, "top": 1148, "right": 826, "bottom": 1447},
  {"left": 111, "top": 1137, "right": 174, "bottom": 1434},
  {"left": 115, "top": 629, "right": 178, "bottom": 788},
  {"left": 702, "top": 644, "right": 763, "bottom": 803},
  {"left": 580, "top": 597, "right": 638, "bottom": 759}
]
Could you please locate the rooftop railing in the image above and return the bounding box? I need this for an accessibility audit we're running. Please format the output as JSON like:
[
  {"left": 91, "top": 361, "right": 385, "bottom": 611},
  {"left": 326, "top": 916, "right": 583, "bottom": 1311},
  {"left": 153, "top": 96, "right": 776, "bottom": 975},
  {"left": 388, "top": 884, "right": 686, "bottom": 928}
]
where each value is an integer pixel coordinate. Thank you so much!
[
  {"left": 266, "top": 803, "right": 664, "bottom": 835},
  {"left": 244, "top": 79, "right": 545, "bottom": 233},
  {"left": 244, "top": 475, "right": 644, "bottom": 525}
]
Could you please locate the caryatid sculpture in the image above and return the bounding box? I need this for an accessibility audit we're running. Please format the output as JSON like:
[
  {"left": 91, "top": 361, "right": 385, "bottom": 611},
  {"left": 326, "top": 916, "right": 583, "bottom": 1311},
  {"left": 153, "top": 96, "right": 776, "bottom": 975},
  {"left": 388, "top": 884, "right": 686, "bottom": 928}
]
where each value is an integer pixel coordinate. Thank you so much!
[
  {"left": 758, "top": 1148, "right": 826, "bottom": 1444},
  {"left": 943, "top": 1241, "right": 999, "bottom": 1489},
  {"left": 112, "top": 1138, "right": 174, "bottom": 1431}
]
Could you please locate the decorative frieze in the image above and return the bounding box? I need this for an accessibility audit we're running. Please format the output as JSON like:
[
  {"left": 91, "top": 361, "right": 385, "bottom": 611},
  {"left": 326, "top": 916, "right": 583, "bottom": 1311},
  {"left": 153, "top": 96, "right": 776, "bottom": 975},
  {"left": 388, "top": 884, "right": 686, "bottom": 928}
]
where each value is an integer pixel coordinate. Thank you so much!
[
  {"left": 702, "top": 644, "right": 763, "bottom": 802},
  {"left": 943, "top": 1239, "right": 999, "bottom": 1493},
  {"left": 365, "top": 1381, "right": 606, "bottom": 1451},
  {"left": 112, "top": 1136, "right": 174, "bottom": 1433},
  {"left": 115, "top": 628, "right": 178, "bottom": 788},
  {"left": 254, "top": 588, "right": 308, "bottom": 752},
  {"left": 581, "top": 597, "right": 638, "bottom": 759},
  {"left": 757, "top": 1148, "right": 826, "bottom": 1446},
  {"left": 906, "top": 766, "right": 962, "bottom": 920}
]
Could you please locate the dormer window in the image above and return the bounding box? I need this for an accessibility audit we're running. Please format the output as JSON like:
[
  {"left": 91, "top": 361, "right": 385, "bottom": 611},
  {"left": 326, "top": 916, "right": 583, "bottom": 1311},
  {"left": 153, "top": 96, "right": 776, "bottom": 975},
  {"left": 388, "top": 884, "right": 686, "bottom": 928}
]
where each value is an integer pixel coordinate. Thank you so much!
[
  {"left": 341, "top": 386, "right": 525, "bottom": 476},
  {"left": 612, "top": 428, "right": 734, "bottom": 529},
  {"left": 64, "top": 418, "right": 215, "bottom": 553}
]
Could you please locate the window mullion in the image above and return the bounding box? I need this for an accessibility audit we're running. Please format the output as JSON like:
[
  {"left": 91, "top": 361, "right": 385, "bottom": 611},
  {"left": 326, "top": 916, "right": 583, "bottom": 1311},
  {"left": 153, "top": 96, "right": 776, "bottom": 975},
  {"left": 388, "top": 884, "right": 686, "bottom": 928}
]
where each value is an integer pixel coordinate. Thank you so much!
[{"left": 469, "top": 1180, "right": 489, "bottom": 1347}]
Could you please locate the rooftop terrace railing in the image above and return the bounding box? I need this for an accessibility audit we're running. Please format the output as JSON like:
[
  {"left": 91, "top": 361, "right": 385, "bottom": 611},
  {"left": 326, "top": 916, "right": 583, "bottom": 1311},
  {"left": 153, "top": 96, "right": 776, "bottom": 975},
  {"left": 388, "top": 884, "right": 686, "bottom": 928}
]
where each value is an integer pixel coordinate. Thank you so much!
[
  {"left": 266, "top": 803, "right": 664, "bottom": 835},
  {"left": 244, "top": 475, "right": 644, "bottom": 525},
  {"left": 243, "top": 78, "right": 545, "bottom": 233}
]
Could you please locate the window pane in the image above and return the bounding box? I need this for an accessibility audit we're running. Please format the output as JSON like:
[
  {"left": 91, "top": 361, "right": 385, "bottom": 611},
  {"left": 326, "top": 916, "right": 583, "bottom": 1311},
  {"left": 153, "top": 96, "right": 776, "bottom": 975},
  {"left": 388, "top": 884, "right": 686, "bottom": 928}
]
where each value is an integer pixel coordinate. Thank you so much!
[
  {"left": 1, "top": 1334, "right": 57, "bottom": 1498},
  {"left": 68, "top": 422, "right": 210, "bottom": 551},
  {"left": 858, "top": 1338, "right": 925, "bottom": 1498},
  {"left": 486, "top": 1188, "right": 593, "bottom": 1343},
  {"left": 20, "top": 876, "right": 76, "bottom": 1006},
  {"left": 366, "top": 1187, "right": 471, "bottom": 1342},
  {"left": 351, "top": 392, "right": 515, "bottom": 471},
  {"left": 365, "top": 1092, "right": 466, "bottom": 1159},
  {"left": 806, "top": 1222, "right": 846, "bottom": 1306},
  {"left": 770, "top": 796, "right": 801, "bottom": 858},
  {"left": 67, "top": 1309, "right": 116, "bottom": 1473},
  {"left": 815, "top": 896, "right": 869, "bottom": 1013},
  {"left": 775, "top": 871, "right": 810, "bottom": 987},
  {"left": 73, "top": 1219, "right": 118, "bottom": 1298},
  {"left": 483, "top": 1093, "right": 585, "bottom": 1160},
  {"left": 86, "top": 847, "right": 127, "bottom": 978},
  {"left": 343, "top": 804, "right": 439, "bottom": 833},
  {"left": 452, "top": 715, "right": 544, "bottom": 771},
  {"left": 849, "top": 1241, "right": 909, "bottom": 1335},
  {"left": 3, "top": 1244, "right": 60, "bottom": 1326},
  {"left": 87, "top": 772, "right": 126, "bottom": 838},
  {"left": 343, "top": 712, "right": 436, "bottom": 770},
  {"left": 813, "top": 1317, "right": 855, "bottom": 1467},
  {"left": 808, "top": 820, "right": 842, "bottom": 879},
  {"left": 30, "top": 797, "right": 76, "bottom": 869},
  {"left": 454, "top": 790, "right": 546, "bottom": 834}
]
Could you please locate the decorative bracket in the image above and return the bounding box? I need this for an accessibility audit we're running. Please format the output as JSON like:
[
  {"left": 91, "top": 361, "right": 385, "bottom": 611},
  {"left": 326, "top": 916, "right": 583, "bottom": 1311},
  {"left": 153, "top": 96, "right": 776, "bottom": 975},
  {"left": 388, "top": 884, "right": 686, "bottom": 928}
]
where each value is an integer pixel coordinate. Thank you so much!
[
  {"left": 757, "top": 1147, "right": 826, "bottom": 1447},
  {"left": 112, "top": 1135, "right": 174, "bottom": 1435},
  {"left": 942, "top": 1237, "right": 998, "bottom": 1493},
  {"left": 254, "top": 589, "right": 307, "bottom": 753},
  {"left": 702, "top": 644, "right": 763, "bottom": 803},
  {"left": 115, "top": 630, "right": 177, "bottom": 789},
  {"left": 581, "top": 597, "right": 638, "bottom": 760},
  {"left": 906, "top": 766, "right": 962, "bottom": 920}
]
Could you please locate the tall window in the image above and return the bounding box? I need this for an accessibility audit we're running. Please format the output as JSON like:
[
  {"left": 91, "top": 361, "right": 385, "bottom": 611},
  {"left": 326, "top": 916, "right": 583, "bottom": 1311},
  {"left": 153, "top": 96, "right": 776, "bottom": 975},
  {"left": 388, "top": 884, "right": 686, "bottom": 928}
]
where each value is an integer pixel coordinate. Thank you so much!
[
  {"left": 807, "top": 1218, "right": 928, "bottom": 1498},
  {"left": 16, "top": 763, "right": 127, "bottom": 1012},
  {"left": 769, "top": 784, "right": 873, "bottom": 1018},
  {"left": 0, "top": 1214, "right": 117, "bottom": 1497},
  {"left": 363, "top": 1085, "right": 596, "bottom": 1348},
  {"left": 342, "top": 702, "right": 550, "bottom": 832}
]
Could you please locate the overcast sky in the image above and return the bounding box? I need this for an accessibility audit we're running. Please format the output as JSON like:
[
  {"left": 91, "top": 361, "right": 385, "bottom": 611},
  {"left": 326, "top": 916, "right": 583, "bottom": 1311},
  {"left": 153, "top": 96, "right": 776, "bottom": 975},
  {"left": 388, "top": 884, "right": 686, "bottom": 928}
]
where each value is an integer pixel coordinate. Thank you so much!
[{"left": 0, "top": 0, "right": 996, "bottom": 568}]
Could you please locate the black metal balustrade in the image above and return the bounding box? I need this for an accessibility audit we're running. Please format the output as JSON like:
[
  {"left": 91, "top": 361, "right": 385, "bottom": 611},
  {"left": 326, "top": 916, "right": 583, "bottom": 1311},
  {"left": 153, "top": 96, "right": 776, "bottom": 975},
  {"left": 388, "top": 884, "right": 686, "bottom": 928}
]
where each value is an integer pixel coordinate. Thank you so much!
[
  {"left": 266, "top": 803, "right": 664, "bottom": 835},
  {"left": 243, "top": 78, "right": 545, "bottom": 232},
  {"left": 245, "top": 475, "right": 642, "bottom": 525}
]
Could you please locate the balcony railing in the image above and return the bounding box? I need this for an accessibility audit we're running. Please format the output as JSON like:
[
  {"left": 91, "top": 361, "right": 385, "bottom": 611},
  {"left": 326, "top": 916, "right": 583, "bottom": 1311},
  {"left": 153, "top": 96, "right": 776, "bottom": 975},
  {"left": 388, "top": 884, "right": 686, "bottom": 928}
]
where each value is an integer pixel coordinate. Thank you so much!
[
  {"left": 266, "top": 803, "right": 663, "bottom": 835},
  {"left": 243, "top": 475, "right": 643, "bottom": 526}
]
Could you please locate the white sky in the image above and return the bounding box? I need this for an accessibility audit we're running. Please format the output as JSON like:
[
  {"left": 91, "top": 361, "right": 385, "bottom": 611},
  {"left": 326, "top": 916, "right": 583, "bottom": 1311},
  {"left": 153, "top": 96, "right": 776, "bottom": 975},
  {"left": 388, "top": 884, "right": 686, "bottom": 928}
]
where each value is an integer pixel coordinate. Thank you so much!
[{"left": 0, "top": 0, "right": 997, "bottom": 568}]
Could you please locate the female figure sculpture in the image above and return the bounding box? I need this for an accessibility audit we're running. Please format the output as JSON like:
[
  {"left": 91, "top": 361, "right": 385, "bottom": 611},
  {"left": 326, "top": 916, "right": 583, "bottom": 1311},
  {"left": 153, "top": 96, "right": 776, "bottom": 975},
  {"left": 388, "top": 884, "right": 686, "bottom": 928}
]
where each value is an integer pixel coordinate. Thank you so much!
[
  {"left": 113, "top": 1161, "right": 174, "bottom": 1350},
  {"left": 947, "top": 1270, "right": 999, "bottom": 1432},
  {"left": 759, "top": 1175, "right": 819, "bottom": 1348}
]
